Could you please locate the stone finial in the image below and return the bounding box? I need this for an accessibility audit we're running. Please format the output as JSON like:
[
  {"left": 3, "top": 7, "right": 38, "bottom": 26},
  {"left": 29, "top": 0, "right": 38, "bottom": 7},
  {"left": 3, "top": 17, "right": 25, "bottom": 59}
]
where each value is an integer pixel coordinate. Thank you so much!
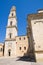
[
  {"left": 11, "top": 6, "right": 16, "bottom": 11},
  {"left": 38, "top": 9, "right": 43, "bottom": 13}
]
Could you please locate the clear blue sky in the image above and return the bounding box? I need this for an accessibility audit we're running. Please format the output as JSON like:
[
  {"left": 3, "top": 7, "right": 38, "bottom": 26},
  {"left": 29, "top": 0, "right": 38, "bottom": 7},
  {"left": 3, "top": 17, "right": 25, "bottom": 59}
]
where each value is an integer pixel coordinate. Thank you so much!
[{"left": 0, "top": 0, "right": 43, "bottom": 42}]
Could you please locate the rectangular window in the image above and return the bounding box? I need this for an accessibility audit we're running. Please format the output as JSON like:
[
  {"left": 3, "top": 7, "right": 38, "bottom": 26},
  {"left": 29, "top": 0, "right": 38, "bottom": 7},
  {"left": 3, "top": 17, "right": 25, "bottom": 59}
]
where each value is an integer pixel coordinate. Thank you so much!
[{"left": 19, "top": 47, "right": 21, "bottom": 50}]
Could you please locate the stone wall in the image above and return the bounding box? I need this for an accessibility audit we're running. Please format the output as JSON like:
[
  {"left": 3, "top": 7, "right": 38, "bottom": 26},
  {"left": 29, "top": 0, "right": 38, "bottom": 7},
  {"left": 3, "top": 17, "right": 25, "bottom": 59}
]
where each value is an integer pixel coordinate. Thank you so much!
[{"left": 15, "top": 36, "right": 29, "bottom": 57}]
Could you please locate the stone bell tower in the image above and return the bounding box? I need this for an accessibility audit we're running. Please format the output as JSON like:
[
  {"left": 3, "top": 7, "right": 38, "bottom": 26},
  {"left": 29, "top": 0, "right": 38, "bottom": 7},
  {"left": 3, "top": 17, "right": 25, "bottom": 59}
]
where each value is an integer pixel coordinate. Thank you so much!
[{"left": 4, "top": 6, "right": 17, "bottom": 57}]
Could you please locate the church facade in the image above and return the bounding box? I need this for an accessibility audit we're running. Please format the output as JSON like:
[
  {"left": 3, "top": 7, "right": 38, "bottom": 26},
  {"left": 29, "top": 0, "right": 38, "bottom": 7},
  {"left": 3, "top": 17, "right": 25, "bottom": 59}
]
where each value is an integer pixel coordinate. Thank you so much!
[{"left": 0, "top": 6, "right": 29, "bottom": 58}]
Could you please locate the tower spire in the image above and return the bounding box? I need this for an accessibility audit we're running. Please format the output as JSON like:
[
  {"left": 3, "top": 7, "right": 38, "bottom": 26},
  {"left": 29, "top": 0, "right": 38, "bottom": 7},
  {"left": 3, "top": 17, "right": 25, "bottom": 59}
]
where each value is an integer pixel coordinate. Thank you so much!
[{"left": 9, "top": 6, "right": 16, "bottom": 18}]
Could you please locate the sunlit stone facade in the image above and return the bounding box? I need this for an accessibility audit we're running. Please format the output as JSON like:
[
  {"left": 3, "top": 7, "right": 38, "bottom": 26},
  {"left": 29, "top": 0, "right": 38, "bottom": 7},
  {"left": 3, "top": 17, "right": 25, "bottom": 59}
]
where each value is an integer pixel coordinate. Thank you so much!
[{"left": 27, "top": 9, "right": 43, "bottom": 62}]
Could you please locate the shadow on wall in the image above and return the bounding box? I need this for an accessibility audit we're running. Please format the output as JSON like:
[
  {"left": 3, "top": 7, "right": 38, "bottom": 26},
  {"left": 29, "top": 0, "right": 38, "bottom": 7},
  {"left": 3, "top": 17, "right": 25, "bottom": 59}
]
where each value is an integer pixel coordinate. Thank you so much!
[{"left": 29, "top": 23, "right": 36, "bottom": 62}]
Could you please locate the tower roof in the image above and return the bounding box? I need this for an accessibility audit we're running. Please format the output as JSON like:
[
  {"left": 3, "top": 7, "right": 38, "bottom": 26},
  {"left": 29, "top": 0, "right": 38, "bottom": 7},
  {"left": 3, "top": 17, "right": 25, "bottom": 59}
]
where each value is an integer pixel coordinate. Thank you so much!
[{"left": 11, "top": 6, "right": 16, "bottom": 11}]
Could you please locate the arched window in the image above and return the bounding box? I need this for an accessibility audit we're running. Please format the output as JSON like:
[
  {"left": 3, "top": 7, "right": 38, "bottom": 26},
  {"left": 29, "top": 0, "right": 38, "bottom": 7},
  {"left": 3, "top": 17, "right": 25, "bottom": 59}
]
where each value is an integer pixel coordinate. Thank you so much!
[
  {"left": 12, "top": 13, "right": 13, "bottom": 16},
  {"left": 9, "top": 33, "right": 12, "bottom": 38},
  {"left": 10, "top": 21, "right": 12, "bottom": 26}
]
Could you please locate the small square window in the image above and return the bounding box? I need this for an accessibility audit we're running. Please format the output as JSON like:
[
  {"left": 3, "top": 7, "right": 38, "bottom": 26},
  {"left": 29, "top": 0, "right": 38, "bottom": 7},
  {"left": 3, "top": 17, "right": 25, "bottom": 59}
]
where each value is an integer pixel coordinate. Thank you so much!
[
  {"left": 24, "top": 47, "right": 26, "bottom": 50},
  {"left": 24, "top": 37, "right": 25, "bottom": 40},
  {"left": 19, "top": 37, "right": 21, "bottom": 40}
]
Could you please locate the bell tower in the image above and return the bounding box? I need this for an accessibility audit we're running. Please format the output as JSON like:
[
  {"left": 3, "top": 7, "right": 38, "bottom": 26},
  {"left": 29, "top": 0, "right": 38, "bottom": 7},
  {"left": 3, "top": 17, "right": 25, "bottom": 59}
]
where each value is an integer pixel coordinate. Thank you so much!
[
  {"left": 6, "top": 6, "right": 17, "bottom": 39},
  {"left": 4, "top": 6, "right": 17, "bottom": 57}
]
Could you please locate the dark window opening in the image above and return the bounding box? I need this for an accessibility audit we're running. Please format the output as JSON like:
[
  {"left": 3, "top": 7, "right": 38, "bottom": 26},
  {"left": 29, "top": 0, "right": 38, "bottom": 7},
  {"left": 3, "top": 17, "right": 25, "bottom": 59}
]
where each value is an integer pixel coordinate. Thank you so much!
[
  {"left": 24, "top": 47, "right": 26, "bottom": 50},
  {"left": 0, "top": 48, "right": 2, "bottom": 51},
  {"left": 19, "top": 37, "right": 21, "bottom": 40},
  {"left": 1, "top": 48, "right": 2, "bottom": 51},
  {"left": 9, "top": 51, "right": 11, "bottom": 56},
  {"left": 10, "top": 21, "right": 12, "bottom": 26},
  {"left": 8, "top": 49, "right": 11, "bottom": 56},
  {"left": 12, "top": 13, "right": 13, "bottom": 16},
  {"left": 9, "top": 33, "right": 12, "bottom": 38},
  {"left": 19, "top": 47, "right": 21, "bottom": 50},
  {"left": 24, "top": 37, "right": 25, "bottom": 40}
]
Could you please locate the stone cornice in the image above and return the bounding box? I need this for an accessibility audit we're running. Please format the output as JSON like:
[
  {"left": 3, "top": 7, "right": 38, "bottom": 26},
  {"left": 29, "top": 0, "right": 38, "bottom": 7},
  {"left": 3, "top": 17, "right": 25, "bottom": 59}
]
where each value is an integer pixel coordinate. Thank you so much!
[
  {"left": 27, "top": 13, "right": 43, "bottom": 20},
  {"left": 6, "top": 26, "right": 18, "bottom": 31},
  {"left": 5, "top": 38, "right": 16, "bottom": 41},
  {"left": 10, "top": 9, "right": 16, "bottom": 12},
  {"left": 35, "top": 50, "right": 43, "bottom": 53},
  {"left": 8, "top": 16, "right": 16, "bottom": 19}
]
